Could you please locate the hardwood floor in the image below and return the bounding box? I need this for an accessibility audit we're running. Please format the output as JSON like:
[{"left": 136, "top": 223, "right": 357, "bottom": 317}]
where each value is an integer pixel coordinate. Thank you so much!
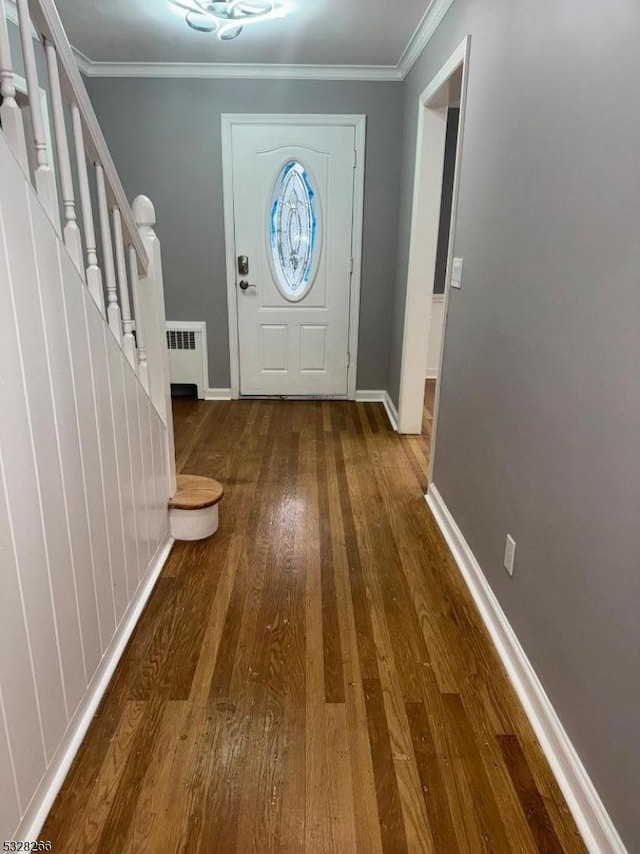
[{"left": 43, "top": 398, "right": 585, "bottom": 853}]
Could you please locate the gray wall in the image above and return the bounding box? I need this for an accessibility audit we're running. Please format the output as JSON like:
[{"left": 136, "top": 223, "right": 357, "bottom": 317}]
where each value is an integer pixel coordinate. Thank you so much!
[
  {"left": 86, "top": 77, "right": 403, "bottom": 390},
  {"left": 388, "top": 1, "right": 640, "bottom": 848}
]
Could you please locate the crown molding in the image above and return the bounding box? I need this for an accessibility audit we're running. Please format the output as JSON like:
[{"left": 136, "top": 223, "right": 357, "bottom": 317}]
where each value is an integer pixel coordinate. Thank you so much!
[
  {"left": 398, "top": 0, "right": 456, "bottom": 79},
  {"left": 5, "top": 0, "right": 455, "bottom": 82},
  {"left": 71, "top": 45, "right": 94, "bottom": 76},
  {"left": 79, "top": 60, "right": 403, "bottom": 81}
]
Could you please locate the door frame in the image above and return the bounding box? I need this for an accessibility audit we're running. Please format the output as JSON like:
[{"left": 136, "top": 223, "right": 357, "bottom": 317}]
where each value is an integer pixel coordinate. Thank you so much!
[
  {"left": 221, "top": 113, "right": 366, "bottom": 399},
  {"left": 397, "top": 38, "right": 470, "bottom": 482}
]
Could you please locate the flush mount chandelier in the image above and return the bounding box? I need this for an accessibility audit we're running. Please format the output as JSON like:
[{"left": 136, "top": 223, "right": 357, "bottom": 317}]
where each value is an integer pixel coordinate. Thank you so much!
[{"left": 168, "top": 0, "right": 279, "bottom": 40}]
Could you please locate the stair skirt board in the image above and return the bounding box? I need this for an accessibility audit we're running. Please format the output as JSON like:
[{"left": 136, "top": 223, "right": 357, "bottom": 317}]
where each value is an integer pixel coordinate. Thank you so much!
[
  {"left": 14, "top": 536, "right": 174, "bottom": 842},
  {"left": 426, "top": 484, "right": 628, "bottom": 854}
]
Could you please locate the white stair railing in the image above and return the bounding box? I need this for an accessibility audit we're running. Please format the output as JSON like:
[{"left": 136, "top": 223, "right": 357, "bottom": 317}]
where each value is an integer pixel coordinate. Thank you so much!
[
  {"left": 0, "top": 1, "right": 28, "bottom": 171},
  {"left": 44, "top": 37, "right": 82, "bottom": 269},
  {"left": 0, "top": 0, "right": 176, "bottom": 495},
  {"left": 15, "top": 0, "right": 58, "bottom": 228}
]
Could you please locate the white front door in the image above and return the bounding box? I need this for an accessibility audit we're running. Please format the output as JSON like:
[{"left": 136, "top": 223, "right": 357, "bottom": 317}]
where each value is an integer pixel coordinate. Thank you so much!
[{"left": 229, "top": 120, "right": 358, "bottom": 396}]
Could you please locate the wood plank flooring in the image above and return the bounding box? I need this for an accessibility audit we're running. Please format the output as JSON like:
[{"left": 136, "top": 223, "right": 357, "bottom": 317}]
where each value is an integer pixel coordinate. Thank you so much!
[{"left": 43, "top": 398, "right": 586, "bottom": 853}]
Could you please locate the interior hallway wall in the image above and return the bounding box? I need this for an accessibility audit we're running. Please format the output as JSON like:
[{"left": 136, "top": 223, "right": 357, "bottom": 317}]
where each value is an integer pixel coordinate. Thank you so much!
[
  {"left": 86, "top": 77, "right": 403, "bottom": 391},
  {"left": 387, "top": 1, "right": 640, "bottom": 848}
]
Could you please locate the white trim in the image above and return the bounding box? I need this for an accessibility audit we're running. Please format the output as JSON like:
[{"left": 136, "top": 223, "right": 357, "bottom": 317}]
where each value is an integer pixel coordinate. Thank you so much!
[
  {"left": 397, "top": 36, "right": 470, "bottom": 469},
  {"left": 425, "top": 368, "right": 439, "bottom": 380},
  {"left": 426, "top": 484, "right": 629, "bottom": 854},
  {"left": 71, "top": 46, "right": 94, "bottom": 76},
  {"left": 221, "top": 114, "right": 240, "bottom": 398},
  {"left": 166, "top": 320, "right": 209, "bottom": 397},
  {"left": 384, "top": 392, "right": 399, "bottom": 431},
  {"left": 221, "top": 113, "right": 366, "bottom": 129},
  {"left": 220, "top": 113, "right": 366, "bottom": 401},
  {"left": 426, "top": 45, "right": 470, "bottom": 484},
  {"left": 41, "top": 0, "right": 449, "bottom": 81},
  {"left": 348, "top": 117, "right": 366, "bottom": 400},
  {"left": 397, "top": 0, "right": 457, "bottom": 80},
  {"left": 204, "top": 388, "right": 233, "bottom": 400},
  {"left": 13, "top": 536, "right": 174, "bottom": 842},
  {"left": 355, "top": 390, "right": 386, "bottom": 402},
  {"left": 78, "top": 61, "right": 403, "bottom": 82},
  {"left": 354, "top": 391, "right": 399, "bottom": 431}
]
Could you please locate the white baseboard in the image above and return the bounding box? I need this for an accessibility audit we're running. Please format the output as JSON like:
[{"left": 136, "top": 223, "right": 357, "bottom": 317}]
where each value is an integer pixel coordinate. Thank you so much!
[
  {"left": 355, "top": 390, "right": 386, "bottom": 402},
  {"left": 425, "top": 369, "right": 439, "bottom": 380},
  {"left": 425, "top": 484, "right": 627, "bottom": 854},
  {"left": 204, "top": 388, "right": 232, "bottom": 400},
  {"left": 354, "top": 390, "right": 399, "bottom": 432},
  {"left": 15, "top": 536, "right": 175, "bottom": 841},
  {"left": 384, "top": 392, "right": 399, "bottom": 432}
]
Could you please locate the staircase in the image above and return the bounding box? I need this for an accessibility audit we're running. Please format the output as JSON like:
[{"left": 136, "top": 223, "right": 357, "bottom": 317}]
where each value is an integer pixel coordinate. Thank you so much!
[{"left": 0, "top": 0, "right": 181, "bottom": 841}]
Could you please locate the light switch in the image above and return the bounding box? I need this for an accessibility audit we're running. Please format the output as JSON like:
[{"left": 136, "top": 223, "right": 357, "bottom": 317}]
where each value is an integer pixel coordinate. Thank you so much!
[{"left": 451, "top": 257, "right": 464, "bottom": 289}]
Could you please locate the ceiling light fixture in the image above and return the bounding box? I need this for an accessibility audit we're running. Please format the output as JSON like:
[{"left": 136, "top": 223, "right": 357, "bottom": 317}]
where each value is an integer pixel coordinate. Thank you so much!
[{"left": 168, "top": 0, "right": 281, "bottom": 41}]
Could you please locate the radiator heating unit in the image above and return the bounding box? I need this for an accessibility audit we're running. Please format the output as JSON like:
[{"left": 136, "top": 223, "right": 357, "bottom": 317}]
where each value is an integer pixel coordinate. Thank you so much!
[{"left": 166, "top": 322, "right": 207, "bottom": 399}]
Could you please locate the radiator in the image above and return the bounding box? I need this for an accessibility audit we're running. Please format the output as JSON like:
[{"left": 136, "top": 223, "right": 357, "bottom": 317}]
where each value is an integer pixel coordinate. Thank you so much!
[{"left": 166, "top": 322, "right": 207, "bottom": 399}]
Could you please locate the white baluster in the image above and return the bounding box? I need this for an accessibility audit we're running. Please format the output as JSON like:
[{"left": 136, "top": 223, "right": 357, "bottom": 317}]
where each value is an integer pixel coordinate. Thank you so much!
[
  {"left": 128, "top": 245, "right": 149, "bottom": 392},
  {"left": 45, "top": 39, "right": 82, "bottom": 271},
  {"left": 95, "top": 163, "right": 122, "bottom": 341},
  {"left": 112, "top": 209, "right": 136, "bottom": 367},
  {"left": 16, "top": 0, "right": 58, "bottom": 228},
  {"left": 71, "top": 103, "right": 104, "bottom": 313},
  {"left": 0, "top": 0, "right": 28, "bottom": 171}
]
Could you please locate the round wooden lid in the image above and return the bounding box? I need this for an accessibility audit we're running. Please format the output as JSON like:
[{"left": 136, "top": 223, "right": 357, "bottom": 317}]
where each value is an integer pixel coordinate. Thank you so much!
[{"left": 169, "top": 475, "right": 224, "bottom": 510}]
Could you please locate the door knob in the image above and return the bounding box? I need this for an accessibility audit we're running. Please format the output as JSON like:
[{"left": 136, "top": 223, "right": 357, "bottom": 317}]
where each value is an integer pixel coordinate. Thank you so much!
[{"left": 239, "top": 280, "right": 255, "bottom": 290}]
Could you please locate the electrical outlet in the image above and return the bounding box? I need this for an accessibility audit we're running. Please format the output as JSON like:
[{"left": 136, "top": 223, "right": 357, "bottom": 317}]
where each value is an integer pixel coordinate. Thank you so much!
[{"left": 504, "top": 535, "right": 516, "bottom": 576}]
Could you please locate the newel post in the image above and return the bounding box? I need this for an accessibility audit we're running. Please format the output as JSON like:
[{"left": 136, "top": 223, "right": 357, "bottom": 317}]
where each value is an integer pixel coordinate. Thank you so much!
[{"left": 132, "top": 195, "right": 177, "bottom": 499}]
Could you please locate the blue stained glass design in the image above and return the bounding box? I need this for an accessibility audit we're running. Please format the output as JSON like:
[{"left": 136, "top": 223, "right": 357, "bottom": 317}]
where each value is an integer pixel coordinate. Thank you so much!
[{"left": 270, "top": 160, "right": 319, "bottom": 300}]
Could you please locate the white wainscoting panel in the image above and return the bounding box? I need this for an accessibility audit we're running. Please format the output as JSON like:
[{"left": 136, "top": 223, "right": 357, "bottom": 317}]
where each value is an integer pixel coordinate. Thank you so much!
[
  {"left": 0, "top": 698, "right": 20, "bottom": 839},
  {"left": 0, "top": 131, "right": 172, "bottom": 841}
]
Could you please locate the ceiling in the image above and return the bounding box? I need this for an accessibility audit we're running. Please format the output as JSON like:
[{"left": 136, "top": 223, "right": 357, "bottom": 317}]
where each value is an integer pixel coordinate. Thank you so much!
[{"left": 54, "top": 0, "right": 436, "bottom": 69}]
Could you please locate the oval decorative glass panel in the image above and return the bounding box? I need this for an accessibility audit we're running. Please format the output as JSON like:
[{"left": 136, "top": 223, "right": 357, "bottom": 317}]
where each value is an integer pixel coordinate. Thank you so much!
[{"left": 269, "top": 161, "right": 320, "bottom": 301}]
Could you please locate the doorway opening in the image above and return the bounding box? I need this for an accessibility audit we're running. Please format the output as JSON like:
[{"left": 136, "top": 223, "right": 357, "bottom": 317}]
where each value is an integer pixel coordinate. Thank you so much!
[{"left": 397, "top": 38, "right": 471, "bottom": 485}]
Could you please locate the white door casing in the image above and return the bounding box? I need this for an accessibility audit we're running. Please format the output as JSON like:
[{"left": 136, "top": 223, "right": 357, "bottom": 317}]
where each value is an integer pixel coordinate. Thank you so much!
[
  {"left": 397, "top": 37, "right": 470, "bottom": 474},
  {"left": 222, "top": 115, "right": 366, "bottom": 399}
]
